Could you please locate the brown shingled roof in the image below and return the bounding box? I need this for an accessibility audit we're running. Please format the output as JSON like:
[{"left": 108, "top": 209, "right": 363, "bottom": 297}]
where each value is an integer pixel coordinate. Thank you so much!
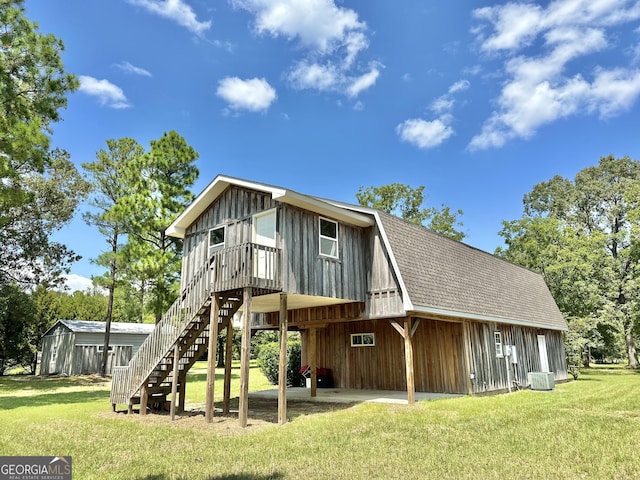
[{"left": 375, "top": 211, "right": 567, "bottom": 330}]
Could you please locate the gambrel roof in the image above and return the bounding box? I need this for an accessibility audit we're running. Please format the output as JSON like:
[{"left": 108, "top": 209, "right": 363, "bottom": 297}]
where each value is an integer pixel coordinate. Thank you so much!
[
  {"left": 374, "top": 211, "right": 567, "bottom": 331},
  {"left": 167, "top": 174, "right": 567, "bottom": 331}
]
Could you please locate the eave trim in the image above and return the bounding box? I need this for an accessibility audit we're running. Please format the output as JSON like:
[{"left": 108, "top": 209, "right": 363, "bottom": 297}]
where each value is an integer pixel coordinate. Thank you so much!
[{"left": 409, "top": 305, "right": 569, "bottom": 331}]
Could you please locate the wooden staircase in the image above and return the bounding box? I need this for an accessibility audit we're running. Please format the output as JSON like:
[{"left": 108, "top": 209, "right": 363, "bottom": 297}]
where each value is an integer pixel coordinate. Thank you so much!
[
  {"left": 111, "top": 293, "right": 242, "bottom": 412},
  {"left": 110, "top": 247, "right": 243, "bottom": 412},
  {"left": 110, "top": 243, "right": 283, "bottom": 414}
]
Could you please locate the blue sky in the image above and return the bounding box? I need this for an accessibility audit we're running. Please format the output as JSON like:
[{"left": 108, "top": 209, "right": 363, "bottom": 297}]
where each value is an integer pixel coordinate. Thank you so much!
[{"left": 25, "top": 0, "right": 640, "bottom": 291}]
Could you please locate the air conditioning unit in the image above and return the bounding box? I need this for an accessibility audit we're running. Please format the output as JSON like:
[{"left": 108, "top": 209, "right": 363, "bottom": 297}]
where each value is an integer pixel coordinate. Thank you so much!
[{"left": 528, "top": 372, "right": 555, "bottom": 391}]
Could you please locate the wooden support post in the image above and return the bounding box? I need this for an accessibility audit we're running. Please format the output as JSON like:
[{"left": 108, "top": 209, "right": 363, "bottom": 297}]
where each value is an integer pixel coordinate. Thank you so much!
[
  {"left": 170, "top": 343, "right": 180, "bottom": 420},
  {"left": 403, "top": 318, "right": 416, "bottom": 405},
  {"left": 278, "top": 293, "right": 288, "bottom": 425},
  {"left": 205, "top": 296, "right": 220, "bottom": 423},
  {"left": 127, "top": 403, "right": 133, "bottom": 415},
  {"left": 140, "top": 382, "right": 149, "bottom": 416},
  {"left": 223, "top": 321, "right": 234, "bottom": 415},
  {"left": 178, "top": 375, "right": 186, "bottom": 413},
  {"left": 461, "top": 321, "right": 474, "bottom": 394},
  {"left": 239, "top": 287, "right": 252, "bottom": 428},
  {"left": 310, "top": 327, "right": 317, "bottom": 398}
]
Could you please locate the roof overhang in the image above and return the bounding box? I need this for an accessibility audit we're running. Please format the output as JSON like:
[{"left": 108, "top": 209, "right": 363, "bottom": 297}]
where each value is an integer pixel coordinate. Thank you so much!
[
  {"left": 166, "top": 174, "right": 374, "bottom": 238},
  {"left": 410, "top": 305, "right": 569, "bottom": 331}
]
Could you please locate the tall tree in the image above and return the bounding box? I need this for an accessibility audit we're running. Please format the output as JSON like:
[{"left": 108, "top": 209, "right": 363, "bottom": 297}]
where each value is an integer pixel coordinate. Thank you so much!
[
  {"left": 0, "top": 149, "right": 89, "bottom": 287},
  {"left": 498, "top": 155, "right": 640, "bottom": 367},
  {"left": 117, "top": 131, "right": 199, "bottom": 322},
  {"left": 0, "top": 2, "right": 84, "bottom": 288},
  {"left": 0, "top": 283, "right": 36, "bottom": 374},
  {"left": 0, "top": 1, "right": 78, "bottom": 220},
  {"left": 356, "top": 183, "right": 465, "bottom": 240},
  {"left": 83, "top": 138, "right": 144, "bottom": 376}
]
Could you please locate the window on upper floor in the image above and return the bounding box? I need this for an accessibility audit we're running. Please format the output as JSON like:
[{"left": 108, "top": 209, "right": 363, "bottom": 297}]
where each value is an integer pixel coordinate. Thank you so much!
[
  {"left": 209, "top": 226, "right": 225, "bottom": 251},
  {"left": 319, "top": 217, "right": 338, "bottom": 258}
]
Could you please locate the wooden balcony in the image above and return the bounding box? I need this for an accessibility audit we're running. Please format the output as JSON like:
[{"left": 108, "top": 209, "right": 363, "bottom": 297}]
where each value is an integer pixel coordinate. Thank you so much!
[{"left": 209, "top": 242, "right": 282, "bottom": 293}]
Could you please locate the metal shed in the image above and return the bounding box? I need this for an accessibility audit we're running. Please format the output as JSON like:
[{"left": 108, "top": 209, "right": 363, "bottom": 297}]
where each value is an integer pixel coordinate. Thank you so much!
[{"left": 40, "top": 320, "right": 155, "bottom": 376}]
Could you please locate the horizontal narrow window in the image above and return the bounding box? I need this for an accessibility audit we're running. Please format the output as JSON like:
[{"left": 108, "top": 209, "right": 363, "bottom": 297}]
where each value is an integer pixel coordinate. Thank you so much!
[{"left": 351, "top": 333, "right": 375, "bottom": 347}]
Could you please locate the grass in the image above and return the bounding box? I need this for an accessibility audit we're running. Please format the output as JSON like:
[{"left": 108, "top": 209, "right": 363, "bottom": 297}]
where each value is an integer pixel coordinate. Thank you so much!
[{"left": 0, "top": 364, "right": 639, "bottom": 479}]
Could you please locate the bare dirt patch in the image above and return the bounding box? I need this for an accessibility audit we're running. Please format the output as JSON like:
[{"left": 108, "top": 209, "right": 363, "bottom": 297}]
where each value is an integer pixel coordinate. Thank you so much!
[{"left": 102, "top": 398, "right": 356, "bottom": 435}]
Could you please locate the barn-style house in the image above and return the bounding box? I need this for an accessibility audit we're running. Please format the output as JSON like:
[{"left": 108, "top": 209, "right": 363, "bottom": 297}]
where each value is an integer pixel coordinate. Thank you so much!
[{"left": 110, "top": 175, "right": 568, "bottom": 426}]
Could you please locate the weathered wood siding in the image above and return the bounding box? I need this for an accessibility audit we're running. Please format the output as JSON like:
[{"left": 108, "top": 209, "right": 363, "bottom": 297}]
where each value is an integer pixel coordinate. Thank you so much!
[
  {"left": 467, "top": 322, "right": 568, "bottom": 393},
  {"left": 366, "top": 226, "right": 404, "bottom": 317},
  {"left": 41, "top": 329, "right": 148, "bottom": 375},
  {"left": 72, "top": 345, "right": 132, "bottom": 374},
  {"left": 40, "top": 324, "right": 74, "bottom": 375},
  {"left": 279, "top": 205, "right": 367, "bottom": 300},
  {"left": 74, "top": 332, "right": 148, "bottom": 354},
  {"left": 306, "top": 317, "right": 467, "bottom": 394},
  {"left": 180, "top": 187, "right": 371, "bottom": 303},
  {"left": 181, "top": 186, "right": 277, "bottom": 290},
  {"left": 257, "top": 302, "right": 364, "bottom": 329}
]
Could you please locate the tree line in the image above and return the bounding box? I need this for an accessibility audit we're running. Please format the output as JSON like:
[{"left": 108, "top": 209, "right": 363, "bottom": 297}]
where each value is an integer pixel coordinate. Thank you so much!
[{"left": 1, "top": 1, "right": 638, "bottom": 375}]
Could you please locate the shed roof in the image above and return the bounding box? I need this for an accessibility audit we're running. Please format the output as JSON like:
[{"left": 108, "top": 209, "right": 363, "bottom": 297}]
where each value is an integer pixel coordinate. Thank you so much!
[{"left": 44, "top": 320, "right": 155, "bottom": 337}]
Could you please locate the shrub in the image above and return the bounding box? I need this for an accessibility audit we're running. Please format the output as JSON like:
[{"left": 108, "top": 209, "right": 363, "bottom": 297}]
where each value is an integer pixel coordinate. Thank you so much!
[{"left": 257, "top": 340, "right": 304, "bottom": 387}]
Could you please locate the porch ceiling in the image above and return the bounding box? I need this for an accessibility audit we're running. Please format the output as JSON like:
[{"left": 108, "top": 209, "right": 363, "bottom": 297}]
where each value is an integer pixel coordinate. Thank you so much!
[{"left": 249, "top": 293, "right": 354, "bottom": 313}]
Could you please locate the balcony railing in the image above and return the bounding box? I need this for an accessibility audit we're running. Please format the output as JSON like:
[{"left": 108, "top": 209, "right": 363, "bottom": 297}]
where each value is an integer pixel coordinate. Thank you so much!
[{"left": 210, "top": 242, "right": 282, "bottom": 292}]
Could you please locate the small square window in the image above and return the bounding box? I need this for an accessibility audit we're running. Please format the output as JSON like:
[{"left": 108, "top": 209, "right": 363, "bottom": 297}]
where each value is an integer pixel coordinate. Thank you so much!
[
  {"left": 319, "top": 218, "right": 338, "bottom": 258},
  {"left": 209, "top": 226, "right": 225, "bottom": 249},
  {"left": 351, "top": 333, "right": 375, "bottom": 347},
  {"left": 494, "top": 331, "right": 503, "bottom": 357}
]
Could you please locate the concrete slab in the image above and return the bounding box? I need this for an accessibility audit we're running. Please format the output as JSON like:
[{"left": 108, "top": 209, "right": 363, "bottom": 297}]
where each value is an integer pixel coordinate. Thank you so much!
[{"left": 249, "top": 387, "right": 461, "bottom": 405}]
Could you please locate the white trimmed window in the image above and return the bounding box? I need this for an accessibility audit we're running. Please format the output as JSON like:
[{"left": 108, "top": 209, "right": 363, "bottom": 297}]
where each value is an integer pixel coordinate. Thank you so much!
[
  {"left": 494, "top": 331, "right": 503, "bottom": 357},
  {"left": 208, "top": 226, "right": 225, "bottom": 250},
  {"left": 319, "top": 217, "right": 338, "bottom": 258},
  {"left": 351, "top": 333, "right": 375, "bottom": 347}
]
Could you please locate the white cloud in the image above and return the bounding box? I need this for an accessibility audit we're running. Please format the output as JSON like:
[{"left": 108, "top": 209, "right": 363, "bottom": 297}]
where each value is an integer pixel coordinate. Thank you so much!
[
  {"left": 233, "top": 0, "right": 379, "bottom": 98},
  {"left": 431, "top": 96, "right": 454, "bottom": 114},
  {"left": 233, "top": 0, "right": 364, "bottom": 52},
  {"left": 448, "top": 79, "right": 470, "bottom": 94},
  {"left": 589, "top": 67, "right": 640, "bottom": 116},
  {"left": 63, "top": 274, "right": 94, "bottom": 293},
  {"left": 469, "top": 0, "right": 640, "bottom": 150},
  {"left": 288, "top": 61, "right": 340, "bottom": 91},
  {"left": 78, "top": 76, "right": 131, "bottom": 109},
  {"left": 115, "top": 61, "right": 152, "bottom": 77},
  {"left": 346, "top": 66, "right": 380, "bottom": 97},
  {"left": 216, "top": 77, "right": 277, "bottom": 112},
  {"left": 127, "top": 0, "right": 211, "bottom": 35},
  {"left": 396, "top": 118, "right": 454, "bottom": 149},
  {"left": 396, "top": 79, "right": 469, "bottom": 150}
]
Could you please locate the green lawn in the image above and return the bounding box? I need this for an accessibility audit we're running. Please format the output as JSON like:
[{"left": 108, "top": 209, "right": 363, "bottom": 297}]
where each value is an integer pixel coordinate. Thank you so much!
[{"left": 1, "top": 364, "right": 639, "bottom": 479}]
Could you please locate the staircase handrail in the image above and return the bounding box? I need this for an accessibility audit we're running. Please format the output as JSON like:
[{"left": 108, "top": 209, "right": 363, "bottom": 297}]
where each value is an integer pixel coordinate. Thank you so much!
[{"left": 114, "top": 252, "right": 217, "bottom": 401}]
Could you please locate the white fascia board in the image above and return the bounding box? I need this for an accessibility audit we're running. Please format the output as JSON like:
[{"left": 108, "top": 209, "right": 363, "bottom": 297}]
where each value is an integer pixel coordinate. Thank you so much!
[
  {"left": 371, "top": 211, "right": 414, "bottom": 312},
  {"left": 410, "top": 305, "right": 569, "bottom": 331},
  {"left": 274, "top": 190, "right": 374, "bottom": 227},
  {"left": 166, "top": 175, "right": 287, "bottom": 239},
  {"left": 166, "top": 174, "right": 373, "bottom": 238}
]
